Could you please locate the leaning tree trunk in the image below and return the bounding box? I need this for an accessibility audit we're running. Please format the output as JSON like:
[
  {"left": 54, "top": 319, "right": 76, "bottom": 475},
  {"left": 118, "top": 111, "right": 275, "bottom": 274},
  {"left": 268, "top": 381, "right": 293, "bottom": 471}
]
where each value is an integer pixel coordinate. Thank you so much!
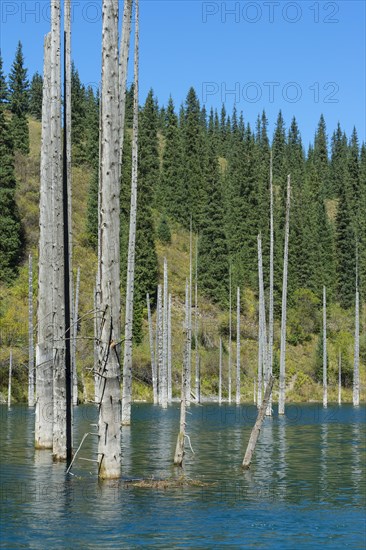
[
  {"left": 8, "top": 349, "right": 12, "bottom": 408},
  {"left": 97, "top": 0, "right": 121, "bottom": 479},
  {"left": 157, "top": 284, "right": 163, "bottom": 405},
  {"left": 236, "top": 286, "right": 241, "bottom": 405},
  {"left": 51, "top": 0, "right": 67, "bottom": 461},
  {"left": 228, "top": 264, "right": 232, "bottom": 403},
  {"left": 161, "top": 258, "right": 168, "bottom": 408},
  {"left": 147, "top": 293, "right": 158, "bottom": 404},
  {"left": 168, "top": 293, "right": 172, "bottom": 402},
  {"left": 323, "top": 285, "right": 327, "bottom": 409},
  {"left": 194, "top": 236, "right": 200, "bottom": 403},
  {"left": 353, "top": 282, "right": 360, "bottom": 406},
  {"left": 72, "top": 266, "right": 80, "bottom": 405},
  {"left": 28, "top": 253, "right": 35, "bottom": 407},
  {"left": 35, "top": 32, "right": 53, "bottom": 450},
  {"left": 338, "top": 351, "right": 342, "bottom": 405},
  {"left": 174, "top": 280, "right": 189, "bottom": 467},
  {"left": 219, "top": 337, "right": 223, "bottom": 404},
  {"left": 122, "top": 0, "right": 139, "bottom": 425},
  {"left": 278, "top": 176, "right": 291, "bottom": 415},
  {"left": 267, "top": 152, "right": 274, "bottom": 416}
]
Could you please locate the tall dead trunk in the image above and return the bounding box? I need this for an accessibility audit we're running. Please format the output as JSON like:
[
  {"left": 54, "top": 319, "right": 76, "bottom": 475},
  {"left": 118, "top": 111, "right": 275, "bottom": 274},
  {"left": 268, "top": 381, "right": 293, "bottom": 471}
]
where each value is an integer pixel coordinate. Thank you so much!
[
  {"left": 93, "top": 279, "right": 100, "bottom": 404},
  {"left": 161, "top": 258, "right": 168, "bottom": 407},
  {"left": 253, "top": 378, "right": 256, "bottom": 404},
  {"left": 8, "top": 349, "right": 12, "bottom": 408},
  {"left": 97, "top": 0, "right": 121, "bottom": 479},
  {"left": 35, "top": 31, "right": 53, "bottom": 450},
  {"left": 353, "top": 275, "right": 360, "bottom": 406},
  {"left": 174, "top": 280, "right": 189, "bottom": 467},
  {"left": 228, "top": 264, "right": 232, "bottom": 403},
  {"left": 157, "top": 284, "right": 163, "bottom": 405},
  {"left": 186, "top": 219, "right": 193, "bottom": 406},
  {"left": 168, "top": 292, "right": 172, "bottom": 402},
  {"left": 257, "top": 234, "right": 265, "bottom": 409},
  {"left": 28, "top": 253, "right": 35, "bottom": 407},
  {"left": 323, "top": 285, "right": 327, "bottom": 409},
  {"left": 268, "top": 152, "right": 274, "bottom": 416},
  {"left": 118, "top": 0, "right": 133, "bottom": 168},
  {"left": 122, "top": 0, "right": 139, "bottom": 425},
  {"left": 278, "top": 176, "right": 291, "bottom": 415},
  {"left": 72, "top": 266, "right": 80, "bottom": 405},
  {"left": 338, "top": 351, "right": 342, "bottom": 405},
  {"left": 236, "top": 286, "right": 241, "bottom": 405},
  {"left": 194, "top": 236, "right": 200, "bottom": 403},
  {"left": 219, "top": 337, "right": 222, "bottom": 404},
  {"left": 147, "top": 293, "right": 158, "bottom": 404}
]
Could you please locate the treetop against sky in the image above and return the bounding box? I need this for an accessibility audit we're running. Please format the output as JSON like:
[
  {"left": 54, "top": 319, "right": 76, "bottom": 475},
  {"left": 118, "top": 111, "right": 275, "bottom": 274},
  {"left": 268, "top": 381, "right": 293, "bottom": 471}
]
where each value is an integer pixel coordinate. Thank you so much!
[{"left": 1, "top": 0, "right": 365, "bottom": 146}]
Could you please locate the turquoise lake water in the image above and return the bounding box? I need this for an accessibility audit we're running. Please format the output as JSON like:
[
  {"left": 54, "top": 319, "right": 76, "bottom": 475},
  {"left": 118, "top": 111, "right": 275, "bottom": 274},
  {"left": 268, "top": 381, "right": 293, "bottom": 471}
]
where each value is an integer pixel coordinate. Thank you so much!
[{"left": 1, "top": 403, "right": 365, "bottom": 548}]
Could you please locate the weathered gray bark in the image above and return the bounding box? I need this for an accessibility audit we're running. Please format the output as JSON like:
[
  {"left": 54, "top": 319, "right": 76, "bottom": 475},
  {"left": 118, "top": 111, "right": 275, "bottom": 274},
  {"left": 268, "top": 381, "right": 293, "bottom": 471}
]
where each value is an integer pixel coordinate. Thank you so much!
[
  {"left": 267, "top": 152, "right": 274, "bottom": 416},
  {"left": 353, "top": 281, "right": 360, "bottom": 406},
  {"left": 186, "top": 220, "right": 193, "bottom": 406},
  {"left": 8, "top": 349, "right": 12, "bottom": 408},
  {"left": 168, "top": 293, "right": 172, "bottom": 402},
  {"left": 51, "top": 0, "right": 66, "bottom": 461},
  {"left": 122, "top": 0, "right": 139, "bottom": 425},
  {"left": 118, "top": 0, "right": 133, "bottom": 169},
  {"left": 228, "top": 264, "right": 232, "bottom": 403},
  {"left": 323, "top": 285, "right": 327, "bottom": 409},
  {"left": 278, "top": 176, "right": 291, "bottom": 415},
  {"left": 219, "top": 337, "right": 222, "bottom": 404},
  {"left": 35, "top": 32, "right": 53, "bottom": 450},
  {"left": 28, "top": 253, "right": 35, "bottom": 407},
  {"left": 174, "top": 280, "right": 189, "bottom": 467},
  {"left": 194, "top": 236, "right": 200, "bottom": 403},
  {"left": 161, "top": 258, "right": 168, "bottom": 408},
  {"left": 253, "top": 378, "right": 256, "bottom": 404},
  {"left": 242, "top": 375, "right": 274, "bottom": 469},
  {"left": 258, "top": 235, "right": 269, "bottom": 414},
  {"left": 93, "top": 279, "right": 100, "bottom": 404},
  {"left": 257, "top": 235, "right": 264, "bottom": 408},
  {"left": 338, "top": 351, "right": 342, "bottom": 405},
  {"left": 72, "top": 267, "right": 80, "bottom": 405},
  {"left": 236, "top": 286, "right": 241, "bottom": 405},
  {"left": 157, "top": 284, "right": 163, "bottom": 405},
  {"left": 147, "top": 293, "right": 158, "bottom": 404},
  {"left": 97, "top": 0, "right": 121, "bottom": 478}
]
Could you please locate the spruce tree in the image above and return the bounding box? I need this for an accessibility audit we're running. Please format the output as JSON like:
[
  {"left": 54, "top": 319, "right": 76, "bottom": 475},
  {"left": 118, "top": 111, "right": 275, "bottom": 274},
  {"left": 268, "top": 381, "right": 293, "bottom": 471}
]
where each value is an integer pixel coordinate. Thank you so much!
[
  {"left": 8, "top": 41, "right": 29, "bottom": 154},
  {"left": 29, "top": 72, "right": 43, "bottom": 120}
]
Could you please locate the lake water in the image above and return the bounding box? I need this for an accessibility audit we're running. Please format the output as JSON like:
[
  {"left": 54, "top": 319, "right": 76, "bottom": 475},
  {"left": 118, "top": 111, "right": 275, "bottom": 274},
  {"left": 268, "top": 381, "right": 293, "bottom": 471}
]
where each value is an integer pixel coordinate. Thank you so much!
[{"left": 1, "top": 403, "right": 365, "bottom": 549}]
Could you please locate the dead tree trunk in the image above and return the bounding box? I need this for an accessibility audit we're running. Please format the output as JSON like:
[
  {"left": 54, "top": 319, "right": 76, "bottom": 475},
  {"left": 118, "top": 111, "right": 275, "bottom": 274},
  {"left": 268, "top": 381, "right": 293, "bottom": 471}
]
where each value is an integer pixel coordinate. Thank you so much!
[
  {"left": 228, "top": 264, "right": 232, "bottom": 403},
  {"left": 338, "top": 351, "right": 342, "bottom": 405},
  {"left": 236, "top": 286, "right": 241, "bottom": 405},
  {"left": 93, "top": 280, "right": 99, "bottom": 404},
  {"left": 122, "top": 0, "right": 139, "bottom": 425},
  {"left": 97, "top": 0, "right": 121, "bottom": 479},
  {"left": 268, "top": 152, "right": 274, "bottom": 416},
  {"left": 186, "top": 219, "right": 193, "bottom": 406},
  {"left": 35, "top": 32, "right": 53, "bottom": 450},
  {"left": 118, "top": 0, "right": 133, "bottom": 169},
  {"left": 257, "top": 235, "right": 264, "bottom": 408},
  {"left": 194, "top": 236, "right": 200, "bottom": 403},
  {"left": 147, "top": 293, "right": 158, "bottom": 404},
  {"left": 28, "top": 253, "right": 35, "bottom": 407},
  {"left": 157, "top": 284, "right": 163, "bottom": 404},
  {"left": 8, "top": 349, "right": 12, "bottom": 408},
  {"left": 174, "top": 280, "right": 189, "bottom": 467},
  {"left": 323, "top": 285, "right": 327, "bottom": 409},
  {"left": 168, "top": 292, "right": 172, "bottom": 402},
  {"left": 242, "top": 376, "right": 274, "bottom": 469},
  {"left": 161, "top": 258, "right": 168, "bottom": 408},
  {"left": 353, "top": 275, "right": 360, "bottom": 406},
  {"left": 219, "top": 337, "right": 222, "bottom": 404},
  {"left": 72, "top": 267, "right": 80, "bottom": 405},
  {"left": 278, "top": 176, "right": 291, "bottom": 415},
  {"left": 258, "top": 234, "right": 269, "bottom": 414}
]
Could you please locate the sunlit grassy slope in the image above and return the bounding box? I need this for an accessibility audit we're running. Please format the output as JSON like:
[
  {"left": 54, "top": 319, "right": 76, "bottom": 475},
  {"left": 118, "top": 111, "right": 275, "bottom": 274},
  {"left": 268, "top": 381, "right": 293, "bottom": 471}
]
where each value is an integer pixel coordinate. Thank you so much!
[{"left": 0, "top": 117, "right": 364, "bottom": 403}]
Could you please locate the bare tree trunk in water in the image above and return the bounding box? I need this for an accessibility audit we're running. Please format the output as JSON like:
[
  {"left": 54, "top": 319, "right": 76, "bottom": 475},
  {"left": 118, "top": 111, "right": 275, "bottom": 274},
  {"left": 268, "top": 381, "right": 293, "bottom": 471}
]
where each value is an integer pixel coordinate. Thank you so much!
[
  {"left": 338, "top": 351, "right": 342, "bottom": 405},
  {"left": 353, "top": 268, "right": 360, "bottom": 406},
  {"left": 278, "top": 176, "right": 291, "bottom": 415},
  {"left": 28, "top": 254, "right": 35, "bottom": 407},
  {"left": 258, "top": 234, "right": 268, "bottom": 413},
  {"left": 122, "top": 0, "right": 139, "bottom": 425},
  {"left": 194, "top": 236, "right": 200, "bottom": 403},
  {"left": 157, "top": 284, "right": 163, "bottom": 405},
  {"left": 72, "top": 267, "right": 80, "bottom": 405},
  {"left": 8, "top": 350, "right": 12, "bottom": 408},
  {"left": 236, "top": 286, "right": 241, "bottom": 405},
  {"left": 267, "top": 152, "right": 274, "bottom": 416},
  {"left": 147, "top": 293, "right": 158, "bottom": 404},
  {"left": 228, "top": 264, "right": 232, "bottom": 403},
  {"left": 186, "top": 219, "right": 193, "bottom": 406},
  {"left": 323, "top": 285, "right": 327, "bottom": 409},
  {"left": 219, "top": 337, "right": 222, "bottom": 404},
  {"left": 168, "top": 293, "right": 172, "bottom": 402},
  {"left": 97, "top": 0, "right": 121, "bottom": 479},
  {"left": 161, "top": 258, "right": 168, "bottom": 408}
]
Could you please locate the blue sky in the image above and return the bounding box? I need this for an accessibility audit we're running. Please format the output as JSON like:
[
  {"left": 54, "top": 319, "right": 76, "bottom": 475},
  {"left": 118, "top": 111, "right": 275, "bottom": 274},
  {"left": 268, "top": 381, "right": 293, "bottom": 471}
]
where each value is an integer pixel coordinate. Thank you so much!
[{"left": 1, "top": 0, "right": 365, "bottom": 148}]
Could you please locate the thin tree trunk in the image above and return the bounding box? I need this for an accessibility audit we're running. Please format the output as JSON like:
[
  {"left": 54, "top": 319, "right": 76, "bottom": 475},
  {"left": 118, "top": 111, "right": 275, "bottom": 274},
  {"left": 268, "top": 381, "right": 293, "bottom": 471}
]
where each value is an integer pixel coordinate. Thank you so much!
[
  {"left": 338, "top": 351, "right": 342, "bottom": 405},
  {"left": 51, "top": 0, "right": 67, "bottom": 461},
  {"left": 147, "top": 293, "right": 158, "bottom": 404},
  {"left": 28, "top": 253, "right": 35, "bottom": 407},
  {"left": 268, "top": 151, "right": 274, "bottom": 416},
  {"left": 122, "top": 0, "right": 139, "bottom": 425},
  {"left": 168, "top": 293, "right": 172, "bottom": 402},
  {"left": 161, "top": 258, "right": 168, "bottom": 408},
  {"left": 35, "top": 32, "right": 53, "bottom": 450},
  {"left": 72, "top": 267, "right": 80, "bottom": 405},
  {"left": 186, "top": 219, "right": 193, "bottom": 406},
  {"left": 8, "top": 349, "right": 12, "bottom": 408},
  {"left": 174, "top": 280, "right": 189, "bottom": 467},
  {"left": 195, "top": 236, "right": 200, "bottom": 403},
  {"left": 278, "top": 175, "right": 291, "bottom": 415},
  {"left": 353, "top": 263, "right": 360, "bottom": 406},
  {"left": 236, "top": 286, "right": 241, "bottom": 405},
  {"left": 323, "top": 285, "right": 327, "bottom": 409},
  {"left": 118, "top": 0, "right": 133, "bottom": 169},
  {"left": 242, "top": 376, "right": 274, "bottom": 469},
  {"left": 93, "top": 280, "right": 99, "bottom": 404},
  {"left": 228, "top": 264, "right": 232, "bottom": 403},
  {"left": 258, "top": 234, "right": 269, "bottom": 414},
  {"left": 157, "top": 284, "right": 163, "bottom": 405},
  {"left": 97, "top": 0, "right": 121, "bottom": 479},
  {"left": 257, "top": 235, "right": 264, "bottom": 408},
  {"left": 219, "top": 337, "right": 222, "bottom": 404},
  {"left": 253, "top": 378, "right": 256, "bottom": 404}
]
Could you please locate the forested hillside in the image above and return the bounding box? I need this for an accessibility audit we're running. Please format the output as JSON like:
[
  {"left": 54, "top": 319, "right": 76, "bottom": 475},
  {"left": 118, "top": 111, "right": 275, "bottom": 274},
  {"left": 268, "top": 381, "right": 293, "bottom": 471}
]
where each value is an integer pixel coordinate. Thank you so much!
[{"left": 0, "top": 44, "right": 365, "bottom": 402}]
